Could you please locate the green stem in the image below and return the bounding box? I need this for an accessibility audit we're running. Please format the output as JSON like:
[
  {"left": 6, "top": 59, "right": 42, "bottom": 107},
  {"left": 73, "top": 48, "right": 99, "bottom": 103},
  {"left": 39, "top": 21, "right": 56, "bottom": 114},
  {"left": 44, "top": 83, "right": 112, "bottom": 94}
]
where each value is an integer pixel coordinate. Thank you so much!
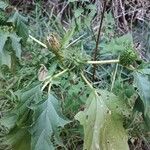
[
  {"left": 81, "top": 72, "right": 99, "bottom": 97},
  {"left": 52, "top": 69, "right": 68, "bottom": 79},
  {"left": 29, "top": 35, "right": 47, "bottom": 48},
  {"left": 111, "top": 61, "right": 119, "bottom": 91},
  {"left": 87, "top": 59, "right": 119, "bottom": 64},
  {"left": 29, "top": 35, "right": 121, "bottom": 66},
  {"left": 41, "top": 69, "right": 68, "bottom": 91},
  {"left": 29, "top": 35, "right": 120, "bottom": 66},
  {"left": 48, "top": 83, "right": 52, "bottom": 93},
  {"left": 81, "top": 72, "right": 94, "bottom": 90}
]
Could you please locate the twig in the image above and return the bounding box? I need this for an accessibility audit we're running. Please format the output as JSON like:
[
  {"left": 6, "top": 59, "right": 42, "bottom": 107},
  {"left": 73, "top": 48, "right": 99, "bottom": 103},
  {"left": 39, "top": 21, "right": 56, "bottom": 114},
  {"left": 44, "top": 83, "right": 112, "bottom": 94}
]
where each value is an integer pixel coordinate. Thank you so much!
[
  {"left": 118, "top": 0, "right": 128, "bottom": 31},
  {"left": 92, "top": 0, "right": 107, "bottom": 81}
]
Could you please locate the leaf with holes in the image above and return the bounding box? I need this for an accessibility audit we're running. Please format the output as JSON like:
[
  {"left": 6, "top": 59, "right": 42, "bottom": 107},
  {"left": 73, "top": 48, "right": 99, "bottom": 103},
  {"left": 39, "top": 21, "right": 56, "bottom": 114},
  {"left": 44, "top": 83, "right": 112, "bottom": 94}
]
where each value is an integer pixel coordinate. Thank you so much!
[{"left": 75, "top": 90, "right": 129, "bottom": 150}]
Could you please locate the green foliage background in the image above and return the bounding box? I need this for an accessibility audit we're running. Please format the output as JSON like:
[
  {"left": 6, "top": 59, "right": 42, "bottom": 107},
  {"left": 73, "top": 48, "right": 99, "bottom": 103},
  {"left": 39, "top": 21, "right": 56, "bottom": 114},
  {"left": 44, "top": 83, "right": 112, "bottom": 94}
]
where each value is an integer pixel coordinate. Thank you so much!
[{"left": 0, "top": 0, "right": 150, "bottom": 150}]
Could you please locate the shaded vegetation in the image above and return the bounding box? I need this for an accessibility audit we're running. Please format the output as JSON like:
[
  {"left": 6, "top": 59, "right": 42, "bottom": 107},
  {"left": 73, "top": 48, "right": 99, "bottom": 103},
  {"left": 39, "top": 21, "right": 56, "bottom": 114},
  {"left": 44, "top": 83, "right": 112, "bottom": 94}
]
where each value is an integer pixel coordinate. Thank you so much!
[{"left": 0, "top": 0, "right": 150, "bottom": 150}]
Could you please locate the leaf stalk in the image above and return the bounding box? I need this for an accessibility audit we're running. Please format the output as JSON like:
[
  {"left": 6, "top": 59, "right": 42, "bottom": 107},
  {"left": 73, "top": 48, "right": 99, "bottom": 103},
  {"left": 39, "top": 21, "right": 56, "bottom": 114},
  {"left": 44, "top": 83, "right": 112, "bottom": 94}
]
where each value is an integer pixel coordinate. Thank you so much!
[
  {"left": 87, "top": 60, "right": 119, "bottom": 64},
  {"left": 81, "top": 72, "right": 94, "bottom": 90}
]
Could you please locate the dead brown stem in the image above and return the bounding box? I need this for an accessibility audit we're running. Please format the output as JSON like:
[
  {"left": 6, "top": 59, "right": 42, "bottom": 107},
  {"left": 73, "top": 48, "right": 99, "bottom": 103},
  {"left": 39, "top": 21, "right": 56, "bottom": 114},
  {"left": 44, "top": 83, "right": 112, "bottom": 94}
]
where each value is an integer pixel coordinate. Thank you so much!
[{"left": 92, "top": 0, "right": 107, "bottom": 81}]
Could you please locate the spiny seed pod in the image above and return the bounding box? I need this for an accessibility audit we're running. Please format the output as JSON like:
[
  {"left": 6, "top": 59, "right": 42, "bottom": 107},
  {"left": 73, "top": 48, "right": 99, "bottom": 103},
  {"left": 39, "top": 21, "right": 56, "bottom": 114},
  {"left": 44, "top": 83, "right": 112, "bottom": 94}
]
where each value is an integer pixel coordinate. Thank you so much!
[
  {"left": 46, "top": 33, "right": 64, "bottom": 62},
  {"left": 120, "top": 49, "right": 137, "bottom": 66}
]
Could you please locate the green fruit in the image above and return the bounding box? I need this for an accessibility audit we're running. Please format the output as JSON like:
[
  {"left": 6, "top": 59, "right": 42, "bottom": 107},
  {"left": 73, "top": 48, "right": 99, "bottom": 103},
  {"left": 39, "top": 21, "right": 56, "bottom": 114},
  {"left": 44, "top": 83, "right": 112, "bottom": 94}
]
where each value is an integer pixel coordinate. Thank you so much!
[{"left": 120, "top": 49, "right": 137, "bottom": 66}]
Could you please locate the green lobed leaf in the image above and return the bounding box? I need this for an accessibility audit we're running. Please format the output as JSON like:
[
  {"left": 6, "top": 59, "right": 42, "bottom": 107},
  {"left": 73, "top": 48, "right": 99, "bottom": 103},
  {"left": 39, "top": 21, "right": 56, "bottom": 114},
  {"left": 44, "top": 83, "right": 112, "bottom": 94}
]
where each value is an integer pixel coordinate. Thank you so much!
[
  {"left": 1, "top": 84, "right": 42, "bottom": 150},
  {"left": 1, "top": 84, "right": 42, "bottom": 129},
  {"left": 0, "top": 48, "right": 11, "bottom": 68},
  {"left": 30, "top": 94, "right": 70, "bottom": 150},
  {"left": 100, "top": 116, "right": 129, "bottom": 150},
  {"left": 14, "top": 84, "right": 42, "bottom": 118},
  {"left": 0, "top": 32, "right": 22, "bottom": 67},
  {"left": 7, "top": 11, "right": 29, "bottom": 43},
  {"left": 134, "top": 71, "right": 150, "bottom": 127},
  {"left": 0, "top": 33, "right": 8, "bottom": 53},
  {"left": 75, "top": 90, "right": 129, "bottom": 150},
  {"left": 10, "top": 33, "right": 21, "bottom": 59},
  {"left": 75, "top": 92, "right": 108, "bottom": 150},
  {"left": 104, "top": 33, "right": 133, "bottom": 53},
  {"left": 97, "top": 90, "right": 131, "bottom": 119},
  {"left": 16, "top": 18, "right": 29, "bottom": 44}
]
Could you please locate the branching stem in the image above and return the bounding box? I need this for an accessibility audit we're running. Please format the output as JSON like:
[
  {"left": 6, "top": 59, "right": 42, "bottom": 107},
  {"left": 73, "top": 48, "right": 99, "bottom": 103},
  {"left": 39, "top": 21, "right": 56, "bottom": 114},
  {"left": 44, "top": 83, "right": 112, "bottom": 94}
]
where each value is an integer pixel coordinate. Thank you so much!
[
  {"left": 52, "top": 69, "right": 68, "bottom": 79},
  {"left": 81, "top": 72, "right": 99, "bottom": 97},
  {"left": 29, "top": 34, "right": 120, "bottom": 66},
  {"left": 41, "top": 69, "right": 68, "bottom": 91}
]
